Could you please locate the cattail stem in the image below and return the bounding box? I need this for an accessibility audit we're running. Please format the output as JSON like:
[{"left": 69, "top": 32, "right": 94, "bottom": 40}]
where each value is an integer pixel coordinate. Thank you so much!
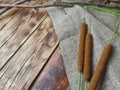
[
  {"left": 109, "top": 18, "right": 120, "bottom": 44},
  {"left": 78, "top": 72, "right": 82, "bottom": 90},
  {"left": 88, "top": 6, "right": 120, "bottom": 16},
  {"left": 85, "top": 81, "right": 89, "bottom": 90}
]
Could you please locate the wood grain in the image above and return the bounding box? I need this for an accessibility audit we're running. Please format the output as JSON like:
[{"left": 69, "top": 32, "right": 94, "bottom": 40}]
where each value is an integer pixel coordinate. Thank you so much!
[
  {"left": 0, "top": 0, "right": 67, "bottom": 90},
  {"left": 0, "top": 16, "right": 59, "bottom": 90},
  {"left": 30, "top": 47, "right": 69, "bottom": 90},
  {"left": 0, "top": 0, "right": 48, "bottom": 70}
]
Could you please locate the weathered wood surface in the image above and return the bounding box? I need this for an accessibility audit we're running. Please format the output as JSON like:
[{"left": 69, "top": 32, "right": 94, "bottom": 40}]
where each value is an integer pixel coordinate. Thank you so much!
[
  {"left": 31, "top": 47, "right": 69, "bottom": 90},
  {"left": 0, "top": 0, "right": 61, "bottom": 90},
  {"left": 0, "top": 0, "right": 48, "bottom": 69},
  {"left": 0, "top": 16, "right": 59, "bottom": 90}
]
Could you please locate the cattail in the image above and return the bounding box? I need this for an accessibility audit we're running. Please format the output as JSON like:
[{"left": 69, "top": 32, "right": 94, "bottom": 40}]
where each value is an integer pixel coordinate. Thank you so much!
[
  {"left": 88, "top": 44, "right": 112, "bottom": 90},
  {"left": 78, "top": 23, "right": 87, "bottom": 72},
  {"left": 83, "top": 33, "right": 92, "bottom": 81}
]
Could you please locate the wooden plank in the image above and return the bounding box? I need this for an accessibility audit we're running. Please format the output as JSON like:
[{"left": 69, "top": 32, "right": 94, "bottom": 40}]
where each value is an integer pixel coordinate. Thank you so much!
[
  {"left": 0, "top": 0, "right": 45, "bottom": 29},
  {"left": 0, "top": 0, "right": 48, "bottom": 69},
  {"left": 0, "top": 10, "right": 47, "bottom": 77},
  {"left": 0, "top": 16, "right": 59, "bottom": 90},
  {"left": 30, "top": 47, "right": 69, "bottom": 90}
]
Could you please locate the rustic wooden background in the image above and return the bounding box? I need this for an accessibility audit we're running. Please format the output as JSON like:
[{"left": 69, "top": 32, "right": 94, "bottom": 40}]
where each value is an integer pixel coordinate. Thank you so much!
[{"left": 0, "top": 0, "right": 69, "bottom": 90}]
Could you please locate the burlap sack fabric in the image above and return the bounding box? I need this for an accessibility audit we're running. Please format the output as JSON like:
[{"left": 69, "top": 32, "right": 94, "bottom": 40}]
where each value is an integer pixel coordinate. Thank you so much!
[{"left": 47, "top": 5, "right": 120, "bottom": 90}]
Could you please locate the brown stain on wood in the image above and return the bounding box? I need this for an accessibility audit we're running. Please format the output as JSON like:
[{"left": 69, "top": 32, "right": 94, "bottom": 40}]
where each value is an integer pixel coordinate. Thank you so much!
[
  {"left": 29, "top": 22, "right": 36, "bottom": 28},
  {"left": 23, "top": 31, "right": 30, "bottom": 36},
  {"left": 20, "top": 9, "right": 30, "bottom": 16},
  {"left": 36, "top": 10, "right": 46, "bottom": 21}
]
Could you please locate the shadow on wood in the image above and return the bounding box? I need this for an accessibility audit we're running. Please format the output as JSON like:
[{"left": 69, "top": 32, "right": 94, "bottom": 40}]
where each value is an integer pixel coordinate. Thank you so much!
[{"left": 30, "top": 47, "right": 69, "bottom": 90}]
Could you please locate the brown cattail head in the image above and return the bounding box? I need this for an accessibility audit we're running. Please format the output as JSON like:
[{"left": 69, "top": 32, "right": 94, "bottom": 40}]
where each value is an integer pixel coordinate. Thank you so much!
[
  {"left": 88, "top": 44, "right": 112, "bottom": 90},
  {"left": 78, "top": 23, "right": 87, "bottom": 72},
  {"left": 84, "top": 33, "right": 93, "bottom": 81}
]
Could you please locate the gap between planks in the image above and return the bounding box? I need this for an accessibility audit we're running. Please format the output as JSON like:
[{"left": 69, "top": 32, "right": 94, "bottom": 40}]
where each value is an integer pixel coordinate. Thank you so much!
[
  {"left": 0, "top": 0, "right": 49, "bottom": 70},
  {"left": 0, "top": 16, "right": 59, "bottom": 90}
]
